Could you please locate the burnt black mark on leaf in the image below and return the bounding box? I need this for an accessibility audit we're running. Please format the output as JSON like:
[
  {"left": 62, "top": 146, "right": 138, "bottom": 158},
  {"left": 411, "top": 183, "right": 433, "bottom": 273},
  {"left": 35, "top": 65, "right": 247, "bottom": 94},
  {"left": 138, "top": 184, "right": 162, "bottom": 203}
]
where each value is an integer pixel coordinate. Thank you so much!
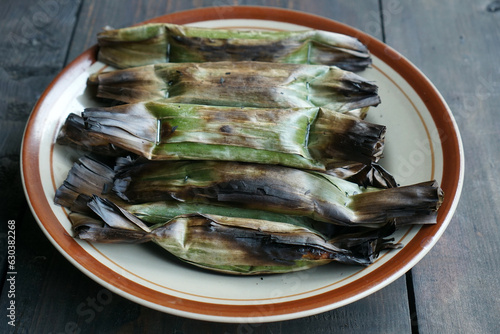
[
  {"left": 198, "top": 221, "right": 324, "bottom": 265},
  {"left": 169, "top": 35, "right": 301, "bottom": 62},
  {"left": 219, "top": 125, "right": 232, "bottom": 133},
  {"left": 160, "top": 121, "right": 177, "bottom": 141}
]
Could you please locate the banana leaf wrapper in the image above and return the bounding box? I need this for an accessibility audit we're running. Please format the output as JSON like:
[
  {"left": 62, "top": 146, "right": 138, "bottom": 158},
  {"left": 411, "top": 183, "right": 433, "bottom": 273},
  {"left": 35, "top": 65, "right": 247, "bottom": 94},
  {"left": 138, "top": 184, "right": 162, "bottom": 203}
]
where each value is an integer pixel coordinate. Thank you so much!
[
  {"left": 54, "top": 156, "right": 336, "bottom": 237},
  {"left": 56, "top": 113, "right": 129, "bottom": 157},
  {"left": 123, "top": 201, "right": 397, "bottom": 241},
  {"left": 325, "top": 161, "right": 396, "bottom": 189},
  {"left": 97, "top": 23, "right": 372, "bottom": 72},
  {"left": 69, "top": 196, "right": 401, "bottom": 275},
  {"left": 53, "top": 155, "right": 321, "bottom": 227},
  {"left": 75, "top": 102, "right": 384, "bottom": 172},
  {"left": 55, "top": 156, "right": 443, "bottom": 227},
  {"left": 87, "top": 61, "right": 379, "bottom": 117},
  {"left": 125, "top": 201, "right": 315, "bottom": 227},
  {"left": 55, "top": 118, "right": 396, "bottom": 192}
]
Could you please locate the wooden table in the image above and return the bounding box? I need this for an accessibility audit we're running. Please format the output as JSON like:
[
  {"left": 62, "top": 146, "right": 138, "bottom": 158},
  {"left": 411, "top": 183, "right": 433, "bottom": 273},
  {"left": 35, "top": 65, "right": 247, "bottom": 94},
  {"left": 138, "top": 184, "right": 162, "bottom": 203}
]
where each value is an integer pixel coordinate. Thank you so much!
[{"left": 1, "top": 1, "right": 499, "bottom": 333}]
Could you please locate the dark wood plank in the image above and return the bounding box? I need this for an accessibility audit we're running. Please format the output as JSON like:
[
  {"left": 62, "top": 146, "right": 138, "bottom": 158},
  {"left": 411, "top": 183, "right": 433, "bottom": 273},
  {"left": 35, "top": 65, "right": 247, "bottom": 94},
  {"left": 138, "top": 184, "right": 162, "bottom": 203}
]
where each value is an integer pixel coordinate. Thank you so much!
[
  {"left": 0, "top": 1, "right": 82, "bottom": 333},
  {"left": 0, "top": 0, "right": 81, "bottom": 223},
  {"left": 383, "top": 0, "right": 500, "bottom": 333}
]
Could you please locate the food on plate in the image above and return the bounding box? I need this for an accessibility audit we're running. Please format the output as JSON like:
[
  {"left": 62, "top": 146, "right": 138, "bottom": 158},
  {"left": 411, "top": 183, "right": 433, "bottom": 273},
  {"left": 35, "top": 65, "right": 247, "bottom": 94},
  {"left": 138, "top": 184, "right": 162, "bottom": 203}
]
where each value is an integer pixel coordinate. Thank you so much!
[
  {"left": 51, "top": 22, "right": 445, "bottom": 275},
  {"left": 56, "top": 114, "right": 396, "bottom": 188},
  {"left": 97, "top": 23, "right": 372, "bottom": 71},
  {"left": 88, "top": 61, "right": 379, "bottom": 118},
  {"left": 55, "top": 156, "right": 443, "bottom": 229},
  {"left": 60, "top": 102, "right": 384, "bottom": 168},
  {"left": 69, "top": 196, "right": 401, "bottom": 275}
]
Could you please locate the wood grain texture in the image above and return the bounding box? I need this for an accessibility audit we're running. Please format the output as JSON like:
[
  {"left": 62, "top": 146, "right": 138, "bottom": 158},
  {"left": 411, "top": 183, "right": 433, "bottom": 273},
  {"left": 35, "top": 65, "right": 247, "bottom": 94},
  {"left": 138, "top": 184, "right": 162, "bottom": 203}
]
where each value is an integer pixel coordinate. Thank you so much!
[
  {"left": 0, "top": 0, "right": 81, "bottom": 223},
  {"left": 0, "top": 2, "right": 81, "bottom": 333},
  {"left": 383, "top": 0, "right": 500, "bottom": 333}
]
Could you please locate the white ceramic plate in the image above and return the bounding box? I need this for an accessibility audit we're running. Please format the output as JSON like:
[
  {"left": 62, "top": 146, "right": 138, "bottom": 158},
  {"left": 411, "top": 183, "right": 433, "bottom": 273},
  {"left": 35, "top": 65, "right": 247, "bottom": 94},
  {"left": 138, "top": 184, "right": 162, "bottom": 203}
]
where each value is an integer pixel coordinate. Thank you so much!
[{"left": 21, "top": 7, "right": 464, "bottom": 323}]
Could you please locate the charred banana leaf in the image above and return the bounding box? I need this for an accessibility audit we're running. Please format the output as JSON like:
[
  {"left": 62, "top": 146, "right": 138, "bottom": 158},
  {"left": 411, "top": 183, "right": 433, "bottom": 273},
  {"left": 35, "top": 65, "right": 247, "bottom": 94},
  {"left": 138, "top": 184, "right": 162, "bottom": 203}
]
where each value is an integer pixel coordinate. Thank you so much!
[
  {"left": 70, "top": 196, "right": 400, "bottom": 275},
  {"left": 54, "top": 156, "right": 334, "bottom": 236},
  {"left": 325, "top": 161, "right": 396, "bottom": 188},
  {"left": 87, "top": 61, "right": 379, "bottom": 116},
  {"left": 56, "top": 113, "right": 128, "bottom": 157},
  {"left": 75, "top": 102, "right": 384, "bottom": 172},
  {"left": 97, "top": 23, "right": 372, "bottom": 72},
  {"left": 55, "top": 119, "right": 395, "bottom": 190},
  {"left": 55, "top": 156, "right": 443, "bottom": 227},
  {"left": 123, "top": 202, "right": 389, "bottom": 241},
  {"left": 54, "top": 155, "right": 124, "bottom": 213}
]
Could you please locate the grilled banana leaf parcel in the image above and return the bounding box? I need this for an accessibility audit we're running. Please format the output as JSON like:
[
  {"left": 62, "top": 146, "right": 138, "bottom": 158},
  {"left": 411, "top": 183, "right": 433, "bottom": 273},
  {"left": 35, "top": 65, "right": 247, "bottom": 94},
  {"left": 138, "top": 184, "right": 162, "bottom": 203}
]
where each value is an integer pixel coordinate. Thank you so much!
[
  {"left": 55, "top": 118, "right": 396, "bottom": 189},
  {"left": 69, "top": 196, "right": 400, "bottom": 275},
  {"left": 55, "top": 156, "right": 443, "bottom": 227},
  {"left": 75, "top": 102, "right": 384, "bottom": 172},
  {"left": 97, "top": 23, "right": 372, "bottom": 72},
  {"left": 87, "top": 61, "right": 379, "bottom": 116},
  {"left": 53, "top": 155, "right": 338, "bottom": 238}
]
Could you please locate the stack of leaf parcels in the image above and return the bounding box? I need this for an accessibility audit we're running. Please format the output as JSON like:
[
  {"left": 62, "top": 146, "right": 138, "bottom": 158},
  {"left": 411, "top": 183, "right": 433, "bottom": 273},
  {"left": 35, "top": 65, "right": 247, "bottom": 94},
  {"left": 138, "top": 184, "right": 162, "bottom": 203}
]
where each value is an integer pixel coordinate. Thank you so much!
[{"left": 55, "top": 23, "right": 444, "bottom": 275}]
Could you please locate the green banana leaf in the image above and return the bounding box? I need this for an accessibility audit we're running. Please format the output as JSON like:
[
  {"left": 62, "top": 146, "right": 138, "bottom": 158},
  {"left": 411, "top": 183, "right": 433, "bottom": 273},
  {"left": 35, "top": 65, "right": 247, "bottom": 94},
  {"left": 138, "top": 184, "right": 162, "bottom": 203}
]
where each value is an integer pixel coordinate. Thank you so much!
[
  {"left": 68, "top": 196, "right": 401, "bottom": 275},
  {"left": 97, "top": 23, "right": 372, "bottom": 72},
  {"left": 55, "top": 156, "right": 443, "bottom": 228},
  {"left": 88, "top": 61, "right": 379, "bottom": 117},
  {"left": 75, "top": 102, "right": 384, "bottom": 171}
]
